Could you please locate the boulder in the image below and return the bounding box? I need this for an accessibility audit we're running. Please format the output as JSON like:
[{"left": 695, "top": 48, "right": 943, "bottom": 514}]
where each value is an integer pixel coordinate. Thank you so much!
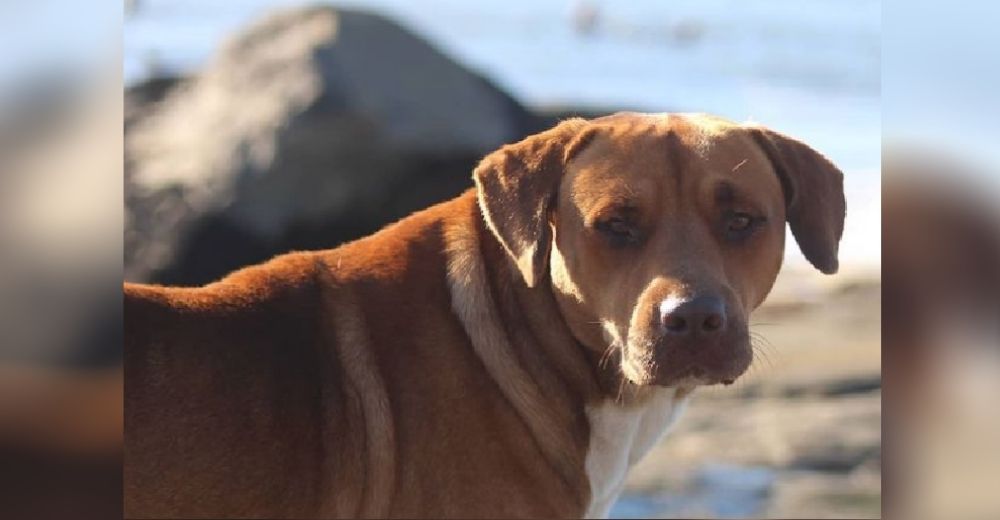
[{"left": 125, "top": 6, "right": 547, "bottom": 285}]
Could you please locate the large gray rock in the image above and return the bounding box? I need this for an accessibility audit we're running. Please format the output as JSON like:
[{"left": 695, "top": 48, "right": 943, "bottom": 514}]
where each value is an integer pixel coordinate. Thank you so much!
[{"left": 125, "top": 6, "right": 544, "bottom": 284}]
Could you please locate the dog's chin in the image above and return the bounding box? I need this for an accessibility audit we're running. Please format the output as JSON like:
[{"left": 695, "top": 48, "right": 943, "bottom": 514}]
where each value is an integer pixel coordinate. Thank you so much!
[
  {"left": 622, "top": 368, "right": 734, "bottom": 388},
  {"left": 620, "top": 332, "right": 753, "bottom": 388},
  {"left": 621, "top": 357, "right": 745, "bottom": 388}
]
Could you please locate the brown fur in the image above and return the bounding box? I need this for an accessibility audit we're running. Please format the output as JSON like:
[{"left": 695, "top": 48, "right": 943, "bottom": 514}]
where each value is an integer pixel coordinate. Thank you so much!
[{"left": 124, "top": 112, "right": 845, "bottom": 518}]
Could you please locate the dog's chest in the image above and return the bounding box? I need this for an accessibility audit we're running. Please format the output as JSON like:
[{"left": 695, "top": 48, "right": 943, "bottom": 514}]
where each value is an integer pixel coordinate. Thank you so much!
[{"left": 582, "top": 388, "right": 689, "bottom": 518}]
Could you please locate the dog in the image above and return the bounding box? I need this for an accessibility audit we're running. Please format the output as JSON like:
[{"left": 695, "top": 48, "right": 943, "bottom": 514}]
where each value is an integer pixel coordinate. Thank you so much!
[{"left": 124, "top": 112, "right": 845, "bottom": 518}]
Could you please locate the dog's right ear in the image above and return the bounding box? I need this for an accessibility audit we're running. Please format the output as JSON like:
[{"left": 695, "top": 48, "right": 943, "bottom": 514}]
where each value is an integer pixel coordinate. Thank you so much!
[{"left": 474, "top": 119, "right": 596, "bottom": 288}]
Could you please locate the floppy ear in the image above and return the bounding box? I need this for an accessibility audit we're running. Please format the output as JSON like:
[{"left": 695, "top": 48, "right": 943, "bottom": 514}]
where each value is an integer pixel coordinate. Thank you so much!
[
  {"left": 473, "top": 118, "right": 596, "bottom": 287},
  {"left": 749, "top": 127, "right": 847, "bottom": 274}
]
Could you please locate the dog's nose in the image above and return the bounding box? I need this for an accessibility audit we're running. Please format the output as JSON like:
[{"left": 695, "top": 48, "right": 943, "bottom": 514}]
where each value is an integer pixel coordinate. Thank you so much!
[{"left": 660, "top": 295, "right": 726, "bottom": 335}]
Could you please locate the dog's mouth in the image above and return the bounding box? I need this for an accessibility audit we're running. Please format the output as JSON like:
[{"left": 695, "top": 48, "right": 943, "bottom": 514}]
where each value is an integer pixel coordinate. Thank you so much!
[
  {"left": 620, "top": 339, "right": 751, "bottom": 388},
  {"left": 622, "top": 361, "right": 738, "bottom": 387}
]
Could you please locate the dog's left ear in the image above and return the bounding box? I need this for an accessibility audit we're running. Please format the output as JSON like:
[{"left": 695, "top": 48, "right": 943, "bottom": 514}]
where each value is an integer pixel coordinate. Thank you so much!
[
  {"left": 749, "top": 127, "right": 847, "bottom": 274},
  {"left": 474, "top": 119, "right": 596, "bottom": 287}
]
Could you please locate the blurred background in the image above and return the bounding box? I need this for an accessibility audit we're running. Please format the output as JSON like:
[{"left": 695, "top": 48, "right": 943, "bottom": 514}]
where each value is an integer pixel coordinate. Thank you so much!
[
  {"left": 9, "top": 0, "right": 1000, "bottom": 515},
  {"left": 121, "top": 0, "right": 881, "bottom": 284},
  {"left": 2, "top": 0, "right": 887, "bottom": 518},
  {"left": 883, "top": 1, "right": 1000, "bottom": 519},
  {"left": 123, "top": 1, "right": 882, "bottom": 518}
]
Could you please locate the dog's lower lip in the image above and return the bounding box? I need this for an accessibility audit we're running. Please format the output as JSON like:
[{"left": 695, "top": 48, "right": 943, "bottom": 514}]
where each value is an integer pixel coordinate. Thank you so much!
[{"left": 722, "top": 378, "right": 734, "bottom": 385}]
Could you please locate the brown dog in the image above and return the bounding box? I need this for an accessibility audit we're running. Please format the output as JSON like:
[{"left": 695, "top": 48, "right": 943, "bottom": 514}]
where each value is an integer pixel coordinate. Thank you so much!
[{"left": 124, "top": 112, "right": 845, "bottom": 518}]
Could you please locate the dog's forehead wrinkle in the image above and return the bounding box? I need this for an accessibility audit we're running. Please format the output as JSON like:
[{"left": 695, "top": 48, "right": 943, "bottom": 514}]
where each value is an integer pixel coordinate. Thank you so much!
[{"left": 715, "top": 181, "right": 738, "bottom": 204}]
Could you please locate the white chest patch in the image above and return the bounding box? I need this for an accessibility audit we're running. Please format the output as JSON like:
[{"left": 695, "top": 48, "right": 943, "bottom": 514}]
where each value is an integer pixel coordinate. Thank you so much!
[{"left": 583, "top": 388, "right": 690, "bottom": 518}]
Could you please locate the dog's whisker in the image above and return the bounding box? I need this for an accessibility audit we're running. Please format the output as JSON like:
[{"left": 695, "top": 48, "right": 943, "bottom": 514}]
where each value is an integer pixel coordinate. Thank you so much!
[
  {"left": 615, "top": 378, "right": 629, "bottom": 405},
  {"left": 749, "top": 330, "right": 777, "bottom": 353},
  {"left": 598, "top": 343, "right": 619, "bottom": 369},
  {"left": 752, "top": 339, "right": 778, "bottom": 363},
  {"left": 749, "top": 321, "right": 777, "bottom": 327},
  {"left": 749, "top": 339, "right": 776, "bottom": 373},
  {"left": 756, "top": 344, "right": 777, "bottom": 366}
]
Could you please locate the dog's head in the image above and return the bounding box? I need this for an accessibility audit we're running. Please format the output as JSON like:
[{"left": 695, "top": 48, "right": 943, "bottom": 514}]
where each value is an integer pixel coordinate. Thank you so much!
[{"left": 475, "top": 113, "right": 845, "bottom": 388}]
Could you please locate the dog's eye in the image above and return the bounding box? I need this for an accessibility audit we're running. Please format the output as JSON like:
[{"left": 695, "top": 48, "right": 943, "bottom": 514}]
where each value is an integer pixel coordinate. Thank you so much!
[
  {"left": 725, "top": 212, "right": 764, "bottom": 240},
  {"left": 594, "top": 217, "right": 640, "bottom": 246},
  {"left": 729, "top": 214, "right": 752, "bottom": 232}
]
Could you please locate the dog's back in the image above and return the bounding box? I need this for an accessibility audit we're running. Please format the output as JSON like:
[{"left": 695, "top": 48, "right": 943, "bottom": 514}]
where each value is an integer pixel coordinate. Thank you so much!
[
  {"left": 125, "top": 253, "right": 338, "bottom": 517},
  {"left": 123, "top": 192, "right": 579, "bottom": 518}
]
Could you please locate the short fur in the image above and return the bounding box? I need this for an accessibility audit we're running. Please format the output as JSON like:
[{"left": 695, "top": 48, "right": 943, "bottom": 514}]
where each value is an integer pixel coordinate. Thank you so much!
[{"left": 124, "top": 112, "right": 845, "bottom": 518}]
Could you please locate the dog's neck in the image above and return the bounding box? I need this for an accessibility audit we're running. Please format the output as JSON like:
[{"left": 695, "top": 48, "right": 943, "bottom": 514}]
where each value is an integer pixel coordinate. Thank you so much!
[
  {"left": 458, "top": 198, "right": 687, "bottom": 517},
  {"left": 445, "top": 196, "right": 690, "bottom": 517},
  {"left": 473, "top": 203, "right": 628, "bottom": 403}
]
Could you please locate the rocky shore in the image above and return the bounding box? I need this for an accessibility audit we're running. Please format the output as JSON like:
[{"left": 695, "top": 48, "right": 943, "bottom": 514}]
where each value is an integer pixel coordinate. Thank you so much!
[
  {"left": 124, "top": 6, "right": 881, "bottom": 518},
  {"left": 619, "top": 269, "right": 881, "bottom": 519},
  {"left": 125, "top": 5, "right": 614, "bottom": 286}
]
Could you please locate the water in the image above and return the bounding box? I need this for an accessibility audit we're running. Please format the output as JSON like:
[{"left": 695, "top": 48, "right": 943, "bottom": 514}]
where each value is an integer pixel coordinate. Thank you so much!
[
  {"left": 610, "top": 463, "right": 777, "bottom": 518},
  {"left": 121, "top": 4, "right": 881, "bottom": 516},
  {"left": 123, "top": 0, "right": 881, "bottom": 268}
]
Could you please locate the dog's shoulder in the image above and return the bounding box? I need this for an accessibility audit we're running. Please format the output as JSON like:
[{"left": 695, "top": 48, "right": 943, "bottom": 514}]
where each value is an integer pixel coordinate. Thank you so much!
[{"left": 123, "top": 189, "right": 481, "bottom": 340}]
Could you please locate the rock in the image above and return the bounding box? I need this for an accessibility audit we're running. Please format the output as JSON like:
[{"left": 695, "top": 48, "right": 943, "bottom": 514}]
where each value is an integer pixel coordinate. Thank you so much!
[
  {"left": 733, "top": 373, "right": 881, "bottom": 400},
  {"left": 124, "top": 75, "right": 182, "bottom": 131},
  {"left": 125, "top": 6, "right": 547, "bottom": 285},
  {"left": 766, "top": 469, "right": 881, "bottom": 519}
]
